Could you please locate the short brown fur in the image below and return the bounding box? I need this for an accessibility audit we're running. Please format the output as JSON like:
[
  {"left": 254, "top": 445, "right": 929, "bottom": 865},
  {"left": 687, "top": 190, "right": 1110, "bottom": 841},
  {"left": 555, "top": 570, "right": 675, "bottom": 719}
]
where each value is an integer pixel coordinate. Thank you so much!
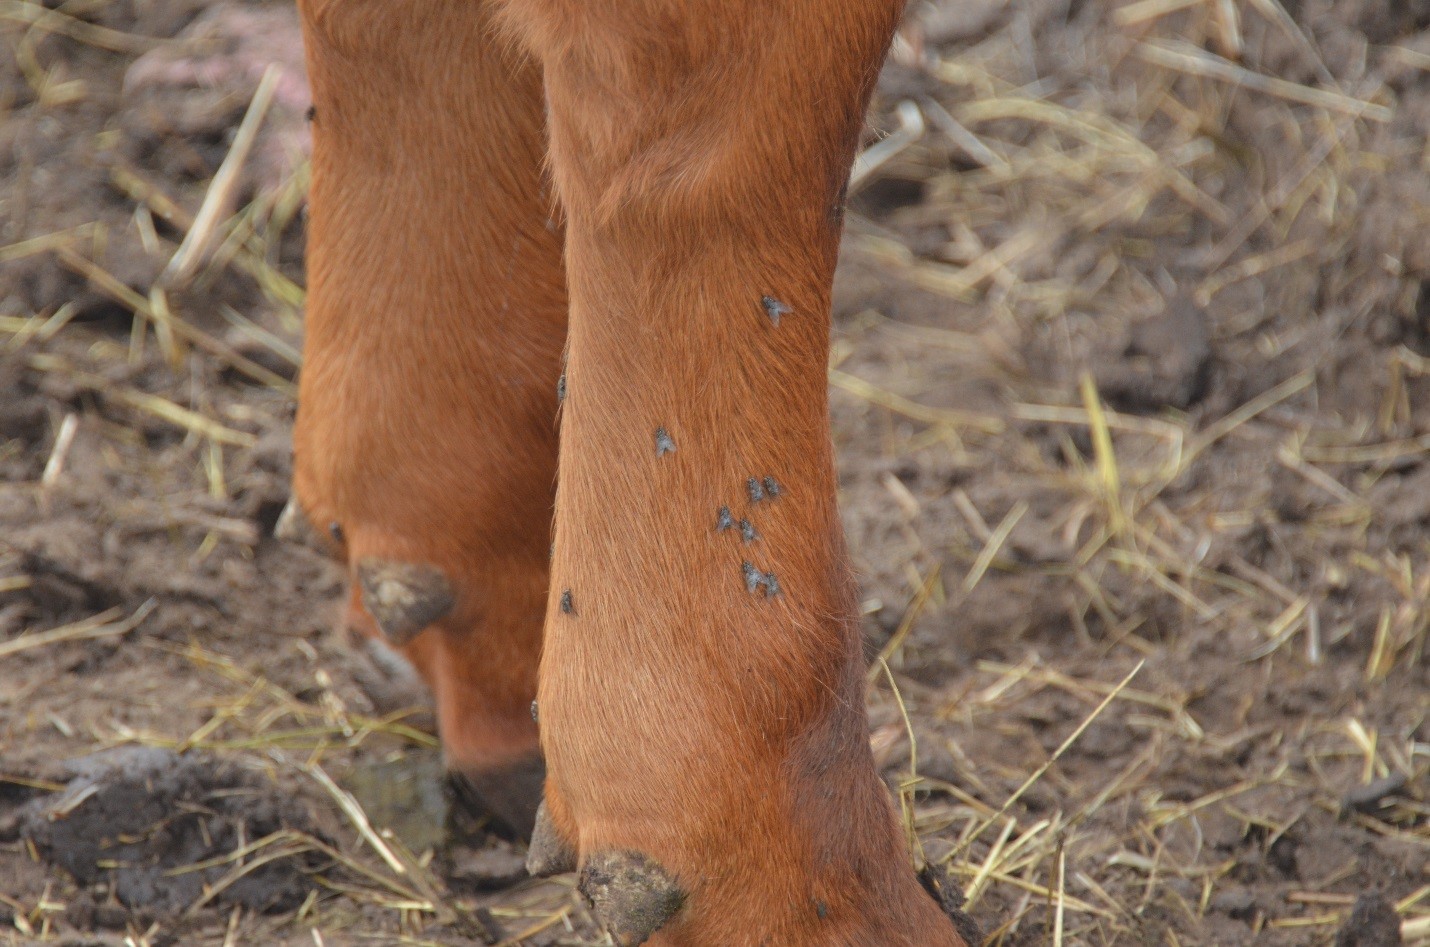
[
  {"left": 292, "top": 0, "right": 970, "bottom": 942},
  {"left": 293, "top": 0, "right": 565, "bottom": 834}
]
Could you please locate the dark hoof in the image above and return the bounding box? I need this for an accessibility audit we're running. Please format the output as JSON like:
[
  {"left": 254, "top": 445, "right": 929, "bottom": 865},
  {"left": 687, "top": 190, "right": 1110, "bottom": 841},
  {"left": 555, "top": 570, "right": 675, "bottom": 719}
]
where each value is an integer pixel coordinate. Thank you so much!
[
  {"left": 918, "top": 863, "right": 984, "bottom": 947},
  {"left": 447, "top": 752, "right": 545, "bottom": 841},
  {"left": 274, "top": 498, "right": 342, "bottom": 559},
  {"left": 526, "top": 801, "right": 577, "bottom": 877},
  {"left": 579, "top": 849, "right": 685, "bottom": 946},
  {"left": 355, "top": 557, "right": 455, "bottom": 645}
]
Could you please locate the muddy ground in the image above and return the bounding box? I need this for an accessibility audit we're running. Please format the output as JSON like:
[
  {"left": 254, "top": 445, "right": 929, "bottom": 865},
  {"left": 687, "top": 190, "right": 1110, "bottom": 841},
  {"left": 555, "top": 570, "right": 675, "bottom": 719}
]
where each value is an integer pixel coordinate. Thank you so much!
[{"left": 1, "top": 0, "right": 1427, "bottom": 944}]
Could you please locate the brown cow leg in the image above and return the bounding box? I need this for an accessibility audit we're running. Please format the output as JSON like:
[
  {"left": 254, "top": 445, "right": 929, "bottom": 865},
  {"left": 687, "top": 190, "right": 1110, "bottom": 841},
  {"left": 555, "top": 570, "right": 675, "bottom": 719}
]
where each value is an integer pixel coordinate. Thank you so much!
[
  {"left": 290, "top": 0, "right": 565, "bottom": 838},
  {"left": 497, "top": 0, "right": 971, "bottom": 942}
]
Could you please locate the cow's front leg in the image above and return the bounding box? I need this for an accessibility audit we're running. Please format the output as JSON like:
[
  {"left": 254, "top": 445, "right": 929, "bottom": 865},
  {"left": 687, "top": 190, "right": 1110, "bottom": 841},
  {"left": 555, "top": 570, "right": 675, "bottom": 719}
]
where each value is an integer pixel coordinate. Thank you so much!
[
  {"left": 503, "top": 0, "right": 972, "bottom": 942},
  {"left": 290, "top": 0, "right": 566, "bottom": 837}
]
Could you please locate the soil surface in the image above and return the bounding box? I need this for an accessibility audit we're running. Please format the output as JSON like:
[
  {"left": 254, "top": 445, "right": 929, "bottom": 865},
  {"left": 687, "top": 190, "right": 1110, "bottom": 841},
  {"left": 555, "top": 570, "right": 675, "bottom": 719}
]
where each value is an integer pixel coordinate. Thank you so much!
[{"left": 2, "top": 1, "right": 1427, "bottom": 945}]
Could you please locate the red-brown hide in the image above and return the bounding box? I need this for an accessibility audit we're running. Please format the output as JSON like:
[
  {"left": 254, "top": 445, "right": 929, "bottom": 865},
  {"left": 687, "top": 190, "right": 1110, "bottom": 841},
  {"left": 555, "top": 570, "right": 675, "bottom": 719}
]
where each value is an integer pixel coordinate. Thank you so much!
[{"left": 291, "top": 1, "right": 970, "bottom": 942}]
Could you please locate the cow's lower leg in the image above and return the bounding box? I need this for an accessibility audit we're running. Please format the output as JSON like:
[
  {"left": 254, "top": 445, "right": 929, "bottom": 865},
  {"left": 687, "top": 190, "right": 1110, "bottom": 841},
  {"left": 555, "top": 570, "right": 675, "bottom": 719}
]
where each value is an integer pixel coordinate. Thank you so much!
[
  {"left": 291, "top": 0, "right": 565, "bottom": 837},
  {"left": 501, "top": 0, "right": 969, "bottom": 942}
]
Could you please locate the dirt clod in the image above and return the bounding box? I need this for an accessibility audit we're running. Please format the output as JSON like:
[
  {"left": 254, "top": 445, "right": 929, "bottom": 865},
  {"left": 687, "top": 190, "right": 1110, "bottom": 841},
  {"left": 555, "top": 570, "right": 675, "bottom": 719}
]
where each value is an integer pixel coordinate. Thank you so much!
[
  {"left": 20, "top": 747, "right": 323, "bottom": 914},
  {"left": 1335, "top": 893, "right": 1403, "bottom": 947},
  {"left": 1341, "top": 772, "right": 1412, "bottom": 818}
]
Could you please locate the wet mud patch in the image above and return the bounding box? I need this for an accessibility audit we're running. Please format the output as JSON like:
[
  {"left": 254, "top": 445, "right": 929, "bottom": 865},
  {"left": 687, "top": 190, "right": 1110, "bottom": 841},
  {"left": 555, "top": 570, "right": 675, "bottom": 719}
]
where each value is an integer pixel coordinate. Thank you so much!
[{"left": 16, "top": 747, "right": 325, "bottom": 915}]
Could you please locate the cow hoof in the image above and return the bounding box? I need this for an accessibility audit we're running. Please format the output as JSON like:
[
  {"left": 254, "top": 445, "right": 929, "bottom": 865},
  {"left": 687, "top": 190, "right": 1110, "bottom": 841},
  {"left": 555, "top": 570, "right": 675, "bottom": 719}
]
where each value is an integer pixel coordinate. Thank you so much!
[
  {"left": 918, "top": 863, "right": 985, "bottom": 947},
  {"left": 274, "top": 498, "right": 342, "bottom": 559},
  {"left": 579, "top": 849, "right": 685, "bottom": 946},
  {"left": 355, "top": 557, "right": 455, "bottom": 645},
  {"left": 526, "top": 801, "right": 577, "bottom": 877},
  {"left": 447, "top": 752, "right": 545, "bottom": 841}
]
